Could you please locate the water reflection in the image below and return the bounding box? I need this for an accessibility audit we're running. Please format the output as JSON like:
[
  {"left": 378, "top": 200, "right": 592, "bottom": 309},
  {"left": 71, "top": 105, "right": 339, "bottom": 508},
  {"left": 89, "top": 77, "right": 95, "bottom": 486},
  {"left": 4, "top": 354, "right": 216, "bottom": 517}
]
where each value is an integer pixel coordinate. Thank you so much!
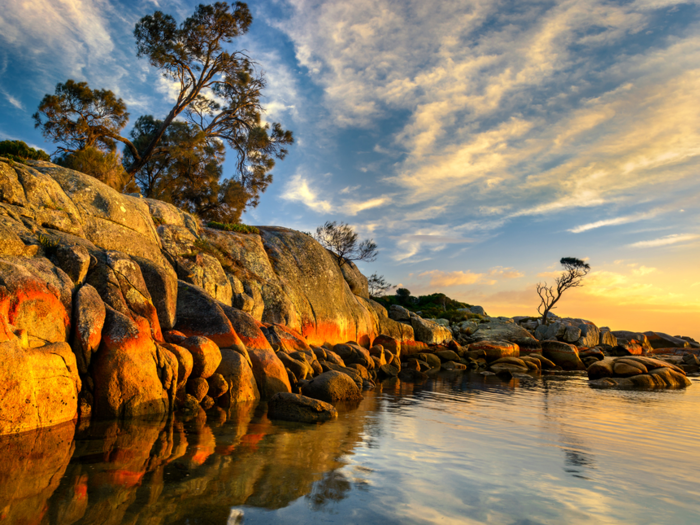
[{"left": 1, "top": 374, "right": 699, "bottom": 524}]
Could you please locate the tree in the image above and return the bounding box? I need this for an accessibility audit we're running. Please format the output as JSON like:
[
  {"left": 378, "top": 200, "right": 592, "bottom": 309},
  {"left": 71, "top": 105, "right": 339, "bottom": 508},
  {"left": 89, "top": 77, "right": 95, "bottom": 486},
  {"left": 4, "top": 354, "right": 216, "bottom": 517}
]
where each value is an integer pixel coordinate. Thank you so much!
[
  {"left": 33, "top": 2, "right": 293, "bottom": 218},
  {"left": 396, "top": 288, "right": 411, "bottom": 304},
  {"left": 368, "top": 273, "right": 393, "bottom": 297},
  {"left": 536, "top": 257, "right": 591, "bottom": 324},
  {"left": 314, "top": 221, "right": 378, "bottom": 267},
  {"left": 33, "top": 80, "right": 129, "bottom": 155}
]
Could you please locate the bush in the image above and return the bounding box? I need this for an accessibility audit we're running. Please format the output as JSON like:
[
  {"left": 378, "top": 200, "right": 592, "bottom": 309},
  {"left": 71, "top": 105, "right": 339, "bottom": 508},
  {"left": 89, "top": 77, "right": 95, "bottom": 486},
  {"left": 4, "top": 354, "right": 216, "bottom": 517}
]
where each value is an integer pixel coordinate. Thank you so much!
[
  {"left": 57, "top": 147, "right": 138, "bottom": 192},
  {"left": 0, "top": 140, "right": 51, "bottom": 163},
  {"left": 206, "top": 221, "right": 260, "bottom": 235}
]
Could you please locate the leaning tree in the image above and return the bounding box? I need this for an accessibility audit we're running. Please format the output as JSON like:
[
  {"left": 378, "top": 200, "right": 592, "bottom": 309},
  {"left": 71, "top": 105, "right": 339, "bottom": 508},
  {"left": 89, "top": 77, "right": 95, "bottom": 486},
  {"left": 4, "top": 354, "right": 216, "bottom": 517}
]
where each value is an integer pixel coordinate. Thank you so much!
[
  {"left": 314, "top": 221, "right": 378, "bottom": 267},
  {"left": 33, "top": 2, "right": 293, "bottom": 217},
  {"left": 536, "top": 257, "right": 591, "bottom": 324}
]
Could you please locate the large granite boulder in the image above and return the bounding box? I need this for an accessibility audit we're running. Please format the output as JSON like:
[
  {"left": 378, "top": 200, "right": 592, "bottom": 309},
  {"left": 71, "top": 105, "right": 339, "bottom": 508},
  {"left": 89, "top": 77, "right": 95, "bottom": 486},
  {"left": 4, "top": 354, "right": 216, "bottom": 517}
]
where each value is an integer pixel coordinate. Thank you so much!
[
  {"left": 215, "top": 348, "right": 260, "bottom": 406},
  {"left": 612, "top": 331, "right": 653, "bottom": 352},
  {"left": 133, "top": 255, "right": 178, "bottom": 331},
  {"left": 589, "top": 356, "right": 691, "bottom": 389},
  {"left": 410, "top": 315, "right": 452, "bottom": 345},
  {"left": 338, "top": 259, "right": 369, "bottom": 299},
  {"left": 472, "top": 319, "right": 540, "bottom": 353},
  {"left": 541, "top": 341, "right": 585, "bottom": 370},
  {"left": 92, "top": 307, "right": 173, "bottom": 419},
  {"left": 644, "top": 331, "right": 690, "bottom": 350},
  {"left": 174, "top": 281, "right": 241, "bottom": 348},
  {"left": 0, "top": 339, "right": 81, "bottom": 435},
  {"left": 468, "top": 340, "right": 519, "bottom": 361},
  {"left": 302, "top": 370, "right": 363, "bottom": 403}
]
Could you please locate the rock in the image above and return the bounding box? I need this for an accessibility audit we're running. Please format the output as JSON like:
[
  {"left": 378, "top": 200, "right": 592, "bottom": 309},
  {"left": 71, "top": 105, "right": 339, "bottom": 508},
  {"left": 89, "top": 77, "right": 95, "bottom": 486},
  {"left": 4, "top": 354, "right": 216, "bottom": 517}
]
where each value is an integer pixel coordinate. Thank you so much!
[
  {"left": 302, "top": 370, "right": 362, "bottom": 403},
  {"left": 187, "top": 377, "right": 209, "bottom": 402},
  {"left": 174, "top": 281, "right": 241, "bottom": 348},
  {"left": 159, "top": 342, "right": 193, "bottom": 390},
  {"left": 215, "top": 348, "right": 260, "bottom": 406},
  {"left": 265, "top": 323, "right": 312, "bottom": 353},
  {"left": 574, "top": 320, "right": 600, "bottom": 348},
  {"left": 0, "top": 257, "right": 71, "bottom": 343},
  {"left": 334, "top": 342, "right": 373, "bottom": 368},
  {"left": 179, "top": 252, "right": 233, "bottom": 306},
  {"left": 599, "top": 328, "right": 618, "bottom": 347},
  {"left": 644, "top": 331, "right": 690, "bottom": 349},
  {"left": 247, "top": 346, "right": 292, "bottom": 400},
  {"left": 442, "top": 360, "right": 467, "bottom": 370},
  {"left": 268, "top": 392, "right": 338, "bottom": 423},
  {"left": 278, "top": 351, "right": 313, "bottom": 381},
  {"left": 541, "top": 341, "right": 585, "bottom": 370},
  {"left": 416, "top": 352, "right": 441, "bottom": 369},
  {"left": 179, "top": 336, "right": 222, "bottom": 379},
  {"left": 320, "top": 362, "right": 364, "bottom": 390},
  {"left": 587, "top": 358, "right": 615, "bottom": 379},
  {"left": 92, "top": 306, "right": 171, "bottom": 419},
  {"left": 71, "top": 284, "right": 106, "bottom": 374},
  {"left": 38, "top": 163, "right": 167, "bottom": 265},
  {"left": 218, "top": 302, "right": 273, "bottom": 351},
  {"left": 206, "top": 373, "right": 229, "bottom": 398},
  {"left": 88, "top": 251, "right": 163, "bottom": 342},
  {"left": 389, "top": 304, "right": 411, "bottom": 322},
  {"left": 372, "top": 334, "right": 401, "bottom": 356},
  {"left": 410, "top": 315, "right": 453, "bottom": 345},
  {"left": 459, "top": 320, "right": 479, "bottom": 335},
  {"left": 613, "top": 359, "right": 648, "bottom": 377},
  {"left": 200, "top": 395, "right": 216, "bottom": 410},
  {"left": 0, "top": 222, "right": 28, "bottom": 257},
  {"left": 397, "top": 368, "right": 429, "bottom": 382},
  {"left": 612, "top": 331, "right": 653, "bottom": 352},
  {"left": 338, "top": 259, "right": 369, "bottom": 299},
  {"left": 562, "top": 325, "right": 582, "bottom": 343},
  {"left": 470, "top": 305, "right": 487, "bottom": 316},
  {"left": 526, "top": 353, "right": 557, "bottom": 370},
  {"left": 54, "top": 244, "right": 90, "bottom": 285},
  {"left": 535, "top": 322, "right": 565, "bottom": 341},
  {"left": 0, "top": 340, "right": 81, "bottom": 435},
  {"left": 134, "top": 256, "right": 178, "bottom": 331},
  {"left": 378, "top": 364, "right": 399, "bottom": 378},
  {"left": 472, "top": 320, "right": 540, "bottom": 353},
  {"left": 468, "top": 340, "right": 520, "bottom": 361}
]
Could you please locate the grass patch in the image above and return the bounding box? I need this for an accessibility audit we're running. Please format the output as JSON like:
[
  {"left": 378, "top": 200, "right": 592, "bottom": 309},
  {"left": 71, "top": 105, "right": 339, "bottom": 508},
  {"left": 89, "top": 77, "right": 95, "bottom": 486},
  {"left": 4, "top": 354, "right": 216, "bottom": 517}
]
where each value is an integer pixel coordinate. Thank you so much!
[
  {"left": 207, "top": 221, "right": 260, "bottom": 235},
  {"left": 37, "top": 233, "right": 60, "bottom": 256}
]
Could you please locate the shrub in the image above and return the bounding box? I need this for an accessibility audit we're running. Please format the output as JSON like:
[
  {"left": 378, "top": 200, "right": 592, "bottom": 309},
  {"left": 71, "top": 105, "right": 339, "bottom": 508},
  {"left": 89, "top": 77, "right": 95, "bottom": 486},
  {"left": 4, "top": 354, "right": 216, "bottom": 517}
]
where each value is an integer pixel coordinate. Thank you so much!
[
  {"left": 0, "top": 140, "right": 51, "bottom": 163},
  {"left": 206, "top": 221, "right": 260, "bottom": 235},
  {"left": 57, "top": 147, "right": 138, "bottom": 192}
]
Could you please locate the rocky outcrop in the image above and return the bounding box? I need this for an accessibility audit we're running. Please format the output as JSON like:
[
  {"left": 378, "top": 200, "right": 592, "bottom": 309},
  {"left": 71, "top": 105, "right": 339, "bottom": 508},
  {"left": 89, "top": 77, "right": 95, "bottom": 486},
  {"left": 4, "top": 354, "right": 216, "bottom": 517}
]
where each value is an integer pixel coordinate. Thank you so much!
[
  {"left": 588, "top": 356, "right": 691, "bottom": 389},
  {"left": 267, "top": 392, "right": 338, "bottom": 423}
]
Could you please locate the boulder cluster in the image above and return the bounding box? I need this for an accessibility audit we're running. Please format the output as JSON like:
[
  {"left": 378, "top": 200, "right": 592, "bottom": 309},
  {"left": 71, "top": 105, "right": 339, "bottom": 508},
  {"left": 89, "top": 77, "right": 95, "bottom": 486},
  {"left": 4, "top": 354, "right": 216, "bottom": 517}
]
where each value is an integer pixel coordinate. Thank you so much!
[
  {"left": 420, "top": 307, "right": 698, "bottom": 388},
  {"left": 0, "top": 158, "right": 474, "bottom": 434}
]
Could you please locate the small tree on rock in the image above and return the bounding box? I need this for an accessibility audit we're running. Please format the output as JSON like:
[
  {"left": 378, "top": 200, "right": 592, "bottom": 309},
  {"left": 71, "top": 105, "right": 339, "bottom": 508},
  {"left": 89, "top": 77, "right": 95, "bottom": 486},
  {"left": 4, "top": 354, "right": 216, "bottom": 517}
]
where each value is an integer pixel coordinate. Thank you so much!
[
  {"left": 537, "top": 257, "right": 591, "bottom": 324},
  {"left": 314, "top": 221, "right": 377, "bottom": 267},
  {"left": 368, "top": 273, "right": 393, "bottom": 297}
]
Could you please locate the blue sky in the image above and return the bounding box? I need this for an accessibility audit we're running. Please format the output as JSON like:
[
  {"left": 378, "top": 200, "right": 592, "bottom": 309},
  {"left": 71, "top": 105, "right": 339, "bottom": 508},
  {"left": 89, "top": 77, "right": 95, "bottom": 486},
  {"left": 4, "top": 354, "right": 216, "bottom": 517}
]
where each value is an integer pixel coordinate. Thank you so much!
[{"left": 2, "top": 0, "right": 700, "bottom": 337}]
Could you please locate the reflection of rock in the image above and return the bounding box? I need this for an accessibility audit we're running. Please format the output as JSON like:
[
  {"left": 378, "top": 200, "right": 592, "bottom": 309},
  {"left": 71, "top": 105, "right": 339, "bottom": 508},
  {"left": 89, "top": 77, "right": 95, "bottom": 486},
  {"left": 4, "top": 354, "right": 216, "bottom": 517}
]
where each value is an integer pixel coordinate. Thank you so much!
[{"left": 0, "top": 421, "right": 75, "bottom": 524}]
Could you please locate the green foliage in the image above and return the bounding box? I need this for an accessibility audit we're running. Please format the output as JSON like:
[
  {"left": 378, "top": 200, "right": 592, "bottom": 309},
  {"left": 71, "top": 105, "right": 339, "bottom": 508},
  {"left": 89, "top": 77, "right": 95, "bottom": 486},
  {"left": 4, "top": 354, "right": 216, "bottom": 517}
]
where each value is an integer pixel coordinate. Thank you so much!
[
  {"left": 0, "top": 140, "right": 50, "bottom": 163},
  {"left": 57, "top": 147, "right": 138, "bottom": 192},
  {"left": 206, "top": 221, "right": 259, "bottom": 234},
  {"left": 33, "top": 80, "right": 129, "bottom": 154},
  {"left": 314, "top": 221, "right": 378, "bottom": 266},
  {"left": 374, "top": 292, "right": 480, "bottom": 323}
]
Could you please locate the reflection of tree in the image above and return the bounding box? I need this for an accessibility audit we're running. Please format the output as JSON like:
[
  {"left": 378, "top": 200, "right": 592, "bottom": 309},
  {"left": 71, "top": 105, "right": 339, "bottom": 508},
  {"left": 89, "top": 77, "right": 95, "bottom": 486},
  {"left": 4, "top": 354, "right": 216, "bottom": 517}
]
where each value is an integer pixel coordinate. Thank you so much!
[{"left": 305, "top": 470, "right": 352, "bottom": 510}]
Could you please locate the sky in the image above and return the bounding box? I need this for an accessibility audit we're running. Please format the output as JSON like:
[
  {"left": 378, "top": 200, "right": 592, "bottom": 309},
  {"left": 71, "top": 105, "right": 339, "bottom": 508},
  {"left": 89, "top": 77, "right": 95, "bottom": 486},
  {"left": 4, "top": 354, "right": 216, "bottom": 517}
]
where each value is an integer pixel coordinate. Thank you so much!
[{"left": 1, "top": 0, "right": 699, "bottom": 339}]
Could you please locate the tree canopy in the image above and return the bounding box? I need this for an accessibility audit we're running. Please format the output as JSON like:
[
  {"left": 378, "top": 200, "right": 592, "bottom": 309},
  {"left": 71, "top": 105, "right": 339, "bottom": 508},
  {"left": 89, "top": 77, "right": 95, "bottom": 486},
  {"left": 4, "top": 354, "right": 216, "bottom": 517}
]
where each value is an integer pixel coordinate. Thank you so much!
[
  {"left": 33, "top": 1, "right": 293, "bottom": 221},
  {"left": 536, "top": 257, "right": 591, "bottom": 324},
  {"left": 368, "top": 273, "right": 393, "bottom": 297},
  {"left": 314, "top": 221, "right": 378, "bottom": 267}
]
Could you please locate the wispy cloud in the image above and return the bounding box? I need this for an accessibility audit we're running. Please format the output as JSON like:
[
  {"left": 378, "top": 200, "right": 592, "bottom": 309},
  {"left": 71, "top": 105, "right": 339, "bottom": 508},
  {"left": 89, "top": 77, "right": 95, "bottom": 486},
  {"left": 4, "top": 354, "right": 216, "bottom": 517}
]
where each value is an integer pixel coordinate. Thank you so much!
[{"left": 627, "top": 233, "right": 699, "bottom": 248}]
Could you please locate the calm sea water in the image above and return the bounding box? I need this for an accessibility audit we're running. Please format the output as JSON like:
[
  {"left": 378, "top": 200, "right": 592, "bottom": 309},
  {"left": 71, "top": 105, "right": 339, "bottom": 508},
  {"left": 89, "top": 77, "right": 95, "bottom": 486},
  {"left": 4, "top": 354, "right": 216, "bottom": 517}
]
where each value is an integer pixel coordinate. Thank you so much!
[{"left": 3, "top": 371, "right": 700, "bottom": 525}]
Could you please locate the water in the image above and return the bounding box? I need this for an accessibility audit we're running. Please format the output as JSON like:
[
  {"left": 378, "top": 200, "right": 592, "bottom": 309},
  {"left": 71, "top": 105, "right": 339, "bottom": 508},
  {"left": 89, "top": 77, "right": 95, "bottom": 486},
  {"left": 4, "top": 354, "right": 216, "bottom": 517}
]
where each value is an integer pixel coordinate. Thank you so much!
[{"left": 3, "top": 371, "right": 700, "bottom": 524}]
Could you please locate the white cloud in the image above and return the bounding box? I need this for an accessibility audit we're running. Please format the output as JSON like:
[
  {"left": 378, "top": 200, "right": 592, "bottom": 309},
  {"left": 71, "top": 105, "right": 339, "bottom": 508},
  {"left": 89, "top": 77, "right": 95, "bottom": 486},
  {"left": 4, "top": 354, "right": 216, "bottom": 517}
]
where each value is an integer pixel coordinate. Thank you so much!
[
  {"left": 627, "top": 233, "right": 699, "bottom": 248},
  {"left": 281, "top": 172, "right": 333, "bottom": 212}
]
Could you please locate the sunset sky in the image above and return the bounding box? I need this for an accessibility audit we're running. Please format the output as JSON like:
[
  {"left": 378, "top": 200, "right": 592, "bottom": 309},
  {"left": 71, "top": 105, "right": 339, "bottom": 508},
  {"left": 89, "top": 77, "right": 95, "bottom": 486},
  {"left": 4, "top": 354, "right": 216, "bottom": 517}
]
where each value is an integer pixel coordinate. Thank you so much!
[{"left": 1, "top": 0, "right": 699, "bottom": 338}]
